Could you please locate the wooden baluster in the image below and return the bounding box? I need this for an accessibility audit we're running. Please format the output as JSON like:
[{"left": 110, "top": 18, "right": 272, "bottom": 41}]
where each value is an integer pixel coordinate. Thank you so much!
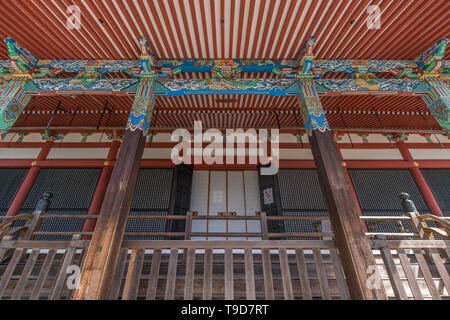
[
  {"left": 279, "top": 248, "right": 293, "bottom": 300},
  {"left": 146, "top": 249, "right": 162, "bottom": 300},
  {"left": 244, "top": 249, "right": 256, "bottom": 300},
  {"left": 50, "top": 234, "right": 82, "bottom": 300},
  {"left": 0, "top": 193, "right": 51, "bottom": 298},
  {"left": 122, "top": 249, "right": 145, "bottom": 300},
  {"left": 312, "top": 248, "right": 331, "bottom": 300},
  {"left": 260, "top": 211, "right": 274, "bottom": 299},
  {"left": 183, "top": 248, "right": 195, "bottom": 300},
  {"left": 329, "top": 249, "right": 350, "bottom": 299},
  {"left": 109, "top": 248, "right": 128, "bottom": 300},
  {"left": 295, "top": 249, "right": 312, "bottom": 300},
  {"left": 224, "top": 249, "right": 234, "bottom": 300},
  {"left": 30, "top": 250, "right": 56, "bottom": 300},
  {"left": 165, "top": 249, "right": 178, "bottom": 300},
  {"left": 203, "top": 249, "right": 213, "bottom": 300},
  {"left": 376, "top": 235, "right": 408, "bottom": 300}
]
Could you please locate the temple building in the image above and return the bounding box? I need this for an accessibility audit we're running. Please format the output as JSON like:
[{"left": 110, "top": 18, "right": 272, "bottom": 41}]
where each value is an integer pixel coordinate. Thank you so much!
[{"left": 0, "top": 1, "right": 449, "bottom": 300}]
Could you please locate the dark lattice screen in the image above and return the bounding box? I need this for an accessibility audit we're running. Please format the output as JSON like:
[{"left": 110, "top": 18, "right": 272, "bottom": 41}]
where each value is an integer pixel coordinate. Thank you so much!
[
  {"left": 125, "top": 168, "right": 174, "bottom": 240},
  {"left": 278, "top": 169, "right": 329, "bottom": 237},
  {"left": 20, "top": 168, "right": 101, "bottom": 240},
  {"left": 0, "top": 168, "right": 29, "bottom": 216},
  {"left": 421, "top": 169, "right": 450, "bottom": 217},
  {"left": 349, "top": 169, "right": 431, "bottom": 234}
]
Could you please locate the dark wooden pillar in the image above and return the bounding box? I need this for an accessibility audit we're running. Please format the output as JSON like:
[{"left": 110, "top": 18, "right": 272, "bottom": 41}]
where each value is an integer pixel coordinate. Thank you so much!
[
  {"left": 74, "top": 130, "right": 146, "bottom": 299},
  {"left": 74, "top": 38, "right": 156, "bottom": 299},
  {"left": 308, "top": 130, "right": 385, "bottom": 299},
  {"left": 296, "top": 37, "right": 385, "bottom": 299}
]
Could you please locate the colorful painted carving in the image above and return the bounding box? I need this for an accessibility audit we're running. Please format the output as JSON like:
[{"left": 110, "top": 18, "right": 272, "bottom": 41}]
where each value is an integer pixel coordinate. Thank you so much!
[
  {"left": 159, "top": 78, "right": 294, "bottom": 94},
  {"left": 40, "top": 130, "right": 65, "bottom": 142},
  {"left": 423, "top": 81, "right": 450, "bottom": 130},
  {"left": 298, "top": 82, "right": 330, "bottom": 135},
  {"left": 392, "top": 39, "right": 449, "bottom": 80},
  {"left": 195, "top": 60, "right": 259, "bottom": 90},
  {"left": 357, "top": 133, "right": 370, "bottom": 144},
  {"left": 125, "top": 36, "right": 157, "bottom": 135},
  {"left": 69, "top": 60, "right": 109, "bottom": 86},
  {"left": 33, "top": 78, "right": 138, "bottom": 92},
  {"left": 333, "top": 131, "right": 345, "bottom": 142},
  {"left": 80, "top": 132, "right": 93, "bottom": 143},
  {"left": 0, "top": 80, "right": 30, "bottom": 138},
  {"left": 16, "top": 132, "right": 28, "bottom": 143},
  {"left": 4, "top": 38, "right": 38, "bottom": 74},
  {"left": 106, "top": 130, "right": 123, "bottom": 142},
  {"left": 384, "top": 133, "right": 409, "bottom": 143},
  {"left": 314, "top": 79, "right": 428, "bottom": 92},
  {"left": 0, "top": 38, "right": 61, "bottom": 137},
  {"left": 296, "top": 37, "right": 330, "bottom": 135},
  {"left": 416, "top": 38, "right": 448, "bottom": 74},
  {"left": 344, "top": 60, "right": 377, "bottom": 79}
]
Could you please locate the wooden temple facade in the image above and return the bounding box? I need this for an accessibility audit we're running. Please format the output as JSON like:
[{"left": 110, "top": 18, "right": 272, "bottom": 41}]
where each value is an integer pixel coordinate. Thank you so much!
[{"left": 0, "top": 0, "right": 449, "bottom": 300}]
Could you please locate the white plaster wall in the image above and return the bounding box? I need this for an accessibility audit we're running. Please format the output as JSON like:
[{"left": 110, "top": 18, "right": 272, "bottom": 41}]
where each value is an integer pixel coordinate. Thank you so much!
[
  {"left": 341, "top": 149, "right": 403, "bottom": 160},
  {"left": 47, "top": 148, "right": 109, "bottom": 159},
  {"left": 365, "top": 134, "right": 390, "bottom": 143},
  {"left": 142, "top": 148, "right": 172, "bottom": 159},
  {"left": 409, "top": 149, "right": 450, "bottom": 160},
  {"left": 0, "top": 148, "right": 41, "bottom": 159},
  {"left": 279, "top": 149, "right": 313, "bottom": 160}
]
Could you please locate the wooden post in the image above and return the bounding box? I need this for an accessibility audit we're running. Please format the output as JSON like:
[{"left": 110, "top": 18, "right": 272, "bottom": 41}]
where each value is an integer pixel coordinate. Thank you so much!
[
  {"left": 73, "top": 130, "right": 146, "bottom": 300},
  {"left": 5, "top": 142, "right": 52, "bottom": 216},
  {"left": 397, "top": 142, "right": 444, "bottom": 217},
  {"left": 74, "top": 37, "right": 156, "bottom": 300},
  {"left": 295, "top": 37, "right": 385, "bottom": 300}
]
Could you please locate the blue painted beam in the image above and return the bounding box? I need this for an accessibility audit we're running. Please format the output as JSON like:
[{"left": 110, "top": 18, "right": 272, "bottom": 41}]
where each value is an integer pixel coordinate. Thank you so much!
[
  {"left": 3, "top": 59, "right": 448, "bottom": 74},
  {"left": 28, "top": 78, "right": 428, "bottom": 96}
]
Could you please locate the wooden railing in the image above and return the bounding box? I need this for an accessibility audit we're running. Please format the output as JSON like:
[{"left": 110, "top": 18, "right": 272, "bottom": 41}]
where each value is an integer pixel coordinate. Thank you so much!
[{"left": 0, "top": 194, "right": 448, "bottom": 300}]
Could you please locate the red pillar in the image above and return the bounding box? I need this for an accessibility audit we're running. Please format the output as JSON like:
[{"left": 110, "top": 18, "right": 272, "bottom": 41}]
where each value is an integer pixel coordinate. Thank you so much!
[
  {"left": 336, "top": 147, "right": 368, "bottom": 232},
  {"left": 81, "top": 140, "right": 121, "bottom": 235},
  {"left": 397, "top": 142, "right": 444, "bottom": 217},
  {"left": 6, "top": 142, "right": 53, "bottom": 216}
]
